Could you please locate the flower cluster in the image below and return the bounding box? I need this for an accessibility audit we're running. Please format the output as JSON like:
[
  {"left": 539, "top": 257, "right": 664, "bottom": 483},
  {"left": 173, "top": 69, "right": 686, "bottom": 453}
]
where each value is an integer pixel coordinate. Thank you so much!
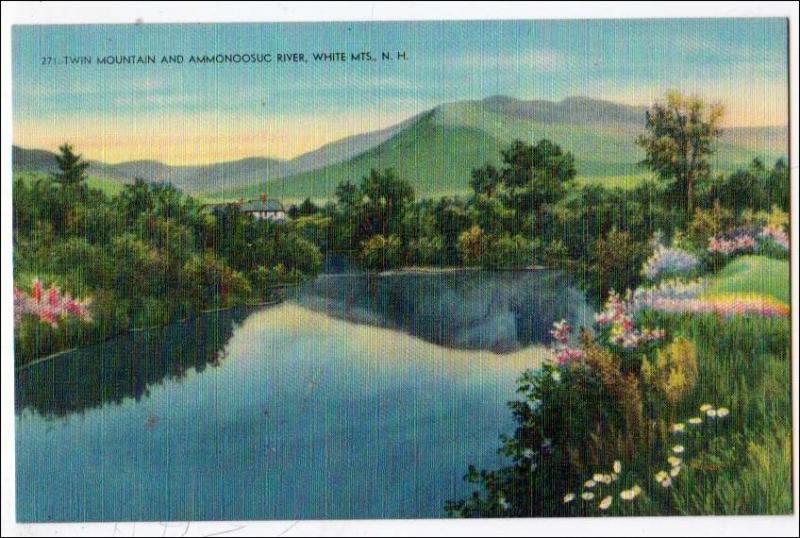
[
  {"left": 594, "top": 292, "right": 665, "bottom": 350},
  {"left": 707, "top": 227, "right": 758, "bottom": 256},
  {"left": 654, "top": 403, "right": 731, "bottom": 488},
  {"left": 549, "top": 319, "right": 585, "bottom": 366},
  {"left": 14, "top": 278, "right": 91, "bottom": 327},
  {"left": 632, "top": 278, "right": 706, "bottom": 312},
  {"left": 639, "top": 293, "right": 789, "bottom": 319},
  {"left": 709, "top": 225, "right": 789, "bottom": 257},
  {"left": 641, "top": 243, "right": 699, "bottom": 281},
  {"left": 563, "top": 460, "right": 639, "bottom": 512},
  {"left": 759, "top": 225, "right": 789, "bottom": 251}
]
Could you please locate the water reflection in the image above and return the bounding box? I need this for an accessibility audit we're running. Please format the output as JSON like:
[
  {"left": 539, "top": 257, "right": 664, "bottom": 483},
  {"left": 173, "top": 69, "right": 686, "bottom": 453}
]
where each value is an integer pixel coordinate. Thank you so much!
[
  {"left": 15, "top": 307, "right": 250, "bottom": 417},
  {"left": 296, "top": 269, "right": 592, "bottom": 352}
]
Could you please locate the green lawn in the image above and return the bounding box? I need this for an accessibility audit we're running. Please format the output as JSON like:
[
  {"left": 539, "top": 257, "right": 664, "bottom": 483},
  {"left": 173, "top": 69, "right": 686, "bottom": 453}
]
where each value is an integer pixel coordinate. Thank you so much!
[{"left": 703, "top": 255, "right": 790, "bottom": 305}]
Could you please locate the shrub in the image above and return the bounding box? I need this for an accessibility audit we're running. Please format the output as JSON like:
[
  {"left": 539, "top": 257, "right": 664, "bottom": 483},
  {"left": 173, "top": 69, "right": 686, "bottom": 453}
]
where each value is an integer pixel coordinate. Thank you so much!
[
  {"left": 480, "top": 234, "right": 535, "bottom": 270},
  {"left": 641, "top": 336, "right": 698, "bottom": 405},
  {"left": 359, "top": 234, "right": 403, "bottom": 271},
  {"left": 641, "top": 242, "right": 700, "bottom": 282},
  {"left": 458, "top": 225, "right": 485, "bottom": 265}
]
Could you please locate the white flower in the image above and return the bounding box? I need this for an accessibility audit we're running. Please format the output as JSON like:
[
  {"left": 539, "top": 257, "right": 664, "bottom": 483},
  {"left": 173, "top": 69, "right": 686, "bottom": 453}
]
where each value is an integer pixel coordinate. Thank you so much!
[
  {"left": 620, "top": 489, "right": 635, "bottom": 501},
  {"left": 613, "top": 460, "right": 622, "bottom": 474},
  {"left": 654, "top": 470, "right": 669, "bottom": 483},
  {"left": 601, "top": 474, "right": 613, "bottom": 484},
  {"left": 522, "top": 448, "right": 535, "bottom": 459},
  {"left": 716, "top": 407, "right": 730, "bottom": 418},
  {"left": 551, "top": 370, "right": 562, "bottom": 382},
  {"left": 592, "top": 473, "right": 604, "bottom": 482},
  {"left": 599, "top": 496, "right": 613, "bottom": 510},
  {"left": 671, "top": 423, "right": 685, "bottom": 433},
  {"left": 667, "top": 456, "right": 681, "bottom": 467},
  {"left": 688, "top": 417, "right": 703, "bottom": 425},
  {"left": 631, "top": 485, "right": 642, "bottom": 497},
  {"left": 584, "top": 479, "right": 597, "bottom": 489},
  {"left": 699, "top": 404, "right": 713, "bottom": 413},
  {"left": 581, "top": 492, "right": 595, "bottom": 501},
  {"left": 706, "top": 409, "right": 717, "bottom": 418},
  {"left": 563, "top": 493, "right": 575, "bottom": 503},
  {"left": 660, "top": 476, "right": 672, "bottom": 488},
  {"left": 670, "top": 466, "right": 681, "bottom": 478},
  {"left": 672, "top": 445, "right": 685, "bottom": 454}
]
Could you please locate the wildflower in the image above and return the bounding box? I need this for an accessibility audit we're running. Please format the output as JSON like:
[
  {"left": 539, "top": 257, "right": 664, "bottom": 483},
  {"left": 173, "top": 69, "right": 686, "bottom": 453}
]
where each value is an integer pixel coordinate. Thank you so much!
[
  {"left": 598, "top": 496, "right": 613, "bottom": 510},
  {"left": 654, "top": 471, "right": 672, "bottom": 487},
  {"left": 670, "top": 466, "right": 681, "bottom": 478},
  {"left": 592, "top": 473, "right": 604, "bottom": 482},
  {"left": 672, "top": 445, "right": 685, "bottom": 454},
  {"left": 563, "top": 493, "right": 575, "bottom": 503},
  {"left": 706, "top": 409, "right": 717, "bottom": 418},
  {"left": 551, "top": 370, "right": 561, "bottom": 382},
  {"left": 550, "top": 319, "right": 572, "bottom": 345},
  {"left": 716, "top": 407, "right": 730, "bottom": 418},
  {"left": 613, "top": 460, "right": 622, "bottom": 474},
  {"left": 667, "top": 456, "right": 681, "bottom": 467},
  {"left": 581, "top": 492, "right": 595, "bottom": 501},
  {"left": 601, "top": 474, "right": 613, "bottom": 485},
  {"left": 584, "top": 480, "right": 596, "bottom": 489},
  {"left": 620, "top": 489, "right": 635, "bottom": 501},
  {"left": 688, "top": 417, "right": 703, "bottom": 425},
  {"left": 522, "top": 448, "right": 535, "bottom": 459},
  {"left": 671, "top": 423, "right": 685, "bottom": 433},
  {"left": 631, "top": 485, "right": 642, "bottom": 497}
]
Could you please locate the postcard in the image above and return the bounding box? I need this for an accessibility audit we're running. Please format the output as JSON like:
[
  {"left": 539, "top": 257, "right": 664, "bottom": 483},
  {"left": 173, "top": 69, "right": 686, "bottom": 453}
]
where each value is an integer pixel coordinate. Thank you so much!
[{"left": 6, "top": 7, "right": 796, "bottom": 529}]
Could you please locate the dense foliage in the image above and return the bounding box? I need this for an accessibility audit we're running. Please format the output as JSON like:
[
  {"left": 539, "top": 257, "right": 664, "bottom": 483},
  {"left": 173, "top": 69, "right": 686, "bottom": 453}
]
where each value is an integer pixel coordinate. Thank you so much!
[{"left": 13, "top": 164, "right": 321, "bottom": 364}]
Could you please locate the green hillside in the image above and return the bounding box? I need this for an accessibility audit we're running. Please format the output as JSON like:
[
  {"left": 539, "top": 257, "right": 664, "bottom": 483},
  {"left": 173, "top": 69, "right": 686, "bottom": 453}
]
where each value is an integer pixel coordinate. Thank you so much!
[
  {"left": 219, "top": 102, "right": 786, "bottom": 202},
  {"left": 14, "top": 171, "right": 126, "bottom": 196},
  {"left": 703, "top": 255, "right": 790, "bottom": 305}
]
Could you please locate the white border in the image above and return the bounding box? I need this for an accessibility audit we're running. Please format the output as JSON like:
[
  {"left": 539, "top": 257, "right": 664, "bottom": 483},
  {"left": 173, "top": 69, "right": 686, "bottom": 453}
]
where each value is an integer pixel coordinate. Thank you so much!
[{"left": 2, "top": 2, "right": 798, "bottom": 537}]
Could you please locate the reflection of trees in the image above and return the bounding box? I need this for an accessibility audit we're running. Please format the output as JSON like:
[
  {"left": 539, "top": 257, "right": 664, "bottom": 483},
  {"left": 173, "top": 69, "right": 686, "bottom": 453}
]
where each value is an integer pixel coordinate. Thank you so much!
[
  {"left": 15, "top": 307, "right": 249, "bottom": 418},
  {"left": 296, "top": 270, "right": 585, "bottom": 351}
]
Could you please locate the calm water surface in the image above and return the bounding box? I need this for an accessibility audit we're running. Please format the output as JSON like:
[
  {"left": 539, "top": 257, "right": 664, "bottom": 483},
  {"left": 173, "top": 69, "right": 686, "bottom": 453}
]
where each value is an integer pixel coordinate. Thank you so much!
[{"left": 15, "top": 270, "right": 590, "bottom": 521}]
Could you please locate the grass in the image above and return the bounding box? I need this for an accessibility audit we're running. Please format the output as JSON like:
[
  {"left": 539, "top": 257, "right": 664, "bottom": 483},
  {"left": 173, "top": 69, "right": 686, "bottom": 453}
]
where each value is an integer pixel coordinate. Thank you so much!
[
  {"left": 640, "top": 312, "right": 793, "bottom": 515},
  {"left": 703, "top": 255, "right": 790, "bottom": 305}
]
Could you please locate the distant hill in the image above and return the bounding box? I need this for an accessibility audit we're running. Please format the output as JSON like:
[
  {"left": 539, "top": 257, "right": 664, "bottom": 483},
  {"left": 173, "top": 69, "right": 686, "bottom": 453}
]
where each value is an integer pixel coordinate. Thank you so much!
[
  {"left": 222, "top": 96, "right": 788, "bottom": 201},
  {"left": 14, "top": 95, "right": 788, "bottom": 200}
]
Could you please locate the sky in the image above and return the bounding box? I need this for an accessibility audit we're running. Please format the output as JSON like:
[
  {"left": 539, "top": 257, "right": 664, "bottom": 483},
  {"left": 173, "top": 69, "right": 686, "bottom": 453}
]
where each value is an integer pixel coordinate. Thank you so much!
[{"left": 12, "top": 18, "right": 789, "bottom": 165}]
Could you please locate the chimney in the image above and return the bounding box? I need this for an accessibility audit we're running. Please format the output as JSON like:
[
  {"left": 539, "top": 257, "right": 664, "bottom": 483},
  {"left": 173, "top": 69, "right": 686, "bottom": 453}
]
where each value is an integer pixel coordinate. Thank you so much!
[{"left": 261, "top": 192, "right": 267, "bottom": 203}]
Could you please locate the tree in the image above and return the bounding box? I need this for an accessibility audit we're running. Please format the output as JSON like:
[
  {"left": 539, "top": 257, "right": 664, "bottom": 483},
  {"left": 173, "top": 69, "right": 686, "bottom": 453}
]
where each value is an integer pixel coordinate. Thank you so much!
[
  {"left": 470, "top": 164, "right": 500, "bottom": 197},
  {"left": 637, "top": 91, "right": 723, "bottom": 217},
  {"left": 499, "top": 139, "right": 576, "bottom": 237},
  {"left": 52, "top": 143, "right": 89, "bottom": 188}
]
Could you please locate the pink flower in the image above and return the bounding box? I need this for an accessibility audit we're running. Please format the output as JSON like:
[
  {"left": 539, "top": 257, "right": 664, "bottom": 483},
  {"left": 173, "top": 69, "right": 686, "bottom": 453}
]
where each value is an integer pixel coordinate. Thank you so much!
[{"left": 31, "top": 278, "right": 43, "bottom": 303}]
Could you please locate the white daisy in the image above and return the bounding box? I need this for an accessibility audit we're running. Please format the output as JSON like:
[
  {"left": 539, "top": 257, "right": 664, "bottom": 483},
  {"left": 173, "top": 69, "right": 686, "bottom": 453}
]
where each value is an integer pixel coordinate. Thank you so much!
[
  {"left": 699, "top": 404, "right": 713, "bottom": 412},
  {"left": 584, "top": 479, "right": 597, "bottom": 489},
  {"left": 716, "top": 407, "right": 730, "bottom": 418},
  {"left": 667, "top": 456, "right": 681, "bottom": 467},
  {"left": 706, "top": 409, "right": 717, "bottom": 418},
  {"left": 620, "top": 489, "right": 635, "bottom": 501},
  {"left": 581, "top": 492, "right": 595, "bottom": 501},
  {"left": 671, "top": 423, "right": 685, "bottom": 433},
  {"left": 613, "top": 460, "right": 622, "bottom": 474},
  {"left": 599, "top": 496, "right": 613, "bottom": 510},
  {"left": 670, "top": 466, "right": 681, "bottom": 478},
  {"left": 563, "top": 493, "right": 575, "bottom": 503},
  {"left": 672, "top": 445, "right": 685, "bottom": 454},
  {"left": 688, "top": 417, "right": 703, "bottom": 425}
]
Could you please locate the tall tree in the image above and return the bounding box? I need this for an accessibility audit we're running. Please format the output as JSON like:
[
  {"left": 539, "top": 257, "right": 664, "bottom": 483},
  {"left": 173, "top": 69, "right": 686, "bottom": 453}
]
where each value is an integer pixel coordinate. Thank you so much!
[
  {"left": 637, "top": 91, "right": 723, "bottom": 216},
  {"left": 52, "top": 143, "right": 90, "bottom": 188}
]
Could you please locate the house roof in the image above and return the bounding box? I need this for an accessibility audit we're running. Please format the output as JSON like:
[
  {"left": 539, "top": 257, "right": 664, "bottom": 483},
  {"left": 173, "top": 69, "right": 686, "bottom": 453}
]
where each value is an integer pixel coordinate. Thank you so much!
[{"left": 240, "top": 199, "right": 284, "bottom": 213}]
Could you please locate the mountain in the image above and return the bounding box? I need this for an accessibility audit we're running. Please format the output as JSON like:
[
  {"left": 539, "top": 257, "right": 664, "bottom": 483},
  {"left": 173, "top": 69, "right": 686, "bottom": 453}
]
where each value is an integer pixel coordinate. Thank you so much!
[
  {"left": 222, "top": 96, "right": 788, "bottom": 200},
  {"left": 14, "top": 96, "right": 788, "bottom": 200}
]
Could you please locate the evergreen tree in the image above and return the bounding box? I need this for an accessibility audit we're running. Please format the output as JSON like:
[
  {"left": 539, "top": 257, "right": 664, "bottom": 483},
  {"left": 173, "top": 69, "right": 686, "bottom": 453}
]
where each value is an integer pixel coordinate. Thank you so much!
[{"left": 52, "top": 143, "right": 89, "bottom": 188}]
